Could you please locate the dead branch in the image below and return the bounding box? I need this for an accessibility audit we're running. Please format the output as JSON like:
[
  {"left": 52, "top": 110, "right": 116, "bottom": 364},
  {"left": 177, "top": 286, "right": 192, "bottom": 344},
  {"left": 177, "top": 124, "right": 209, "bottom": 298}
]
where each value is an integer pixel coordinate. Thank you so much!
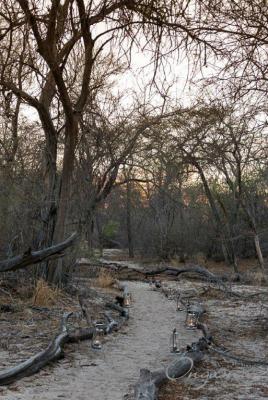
[
  {"left": 106, "top": 301, "right": 129, "bottom": 319},
  {"left": 0, "top": 312, "right": 79, "bottom": 385},
  {"left": 0, "top": 284, "right": 131, "bottom": 386},
  {"left": 0, "top": 233, "right": 78, "bottom": 273},
  {"left": 88, "top": 259, "right": 225, "bottom": 286}
]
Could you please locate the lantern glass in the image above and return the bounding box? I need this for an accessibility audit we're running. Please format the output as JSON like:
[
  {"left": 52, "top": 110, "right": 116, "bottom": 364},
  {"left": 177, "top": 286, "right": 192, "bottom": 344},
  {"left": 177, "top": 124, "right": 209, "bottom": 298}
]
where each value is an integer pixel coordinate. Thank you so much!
[
  {"left": 123, "top": 293, "right": 131, "bottom": 307},
  {"left": 176, "top": 296, "right": 183, "bottom": 311},
  {"left": 170, "top": 328, "right": 180, "bottom": 353},
  {"left": 92, "top": 322, "right": 105, "bottom": 350},
  {"left": 185, "top": 311, "right": 199, "bottom": 329}
]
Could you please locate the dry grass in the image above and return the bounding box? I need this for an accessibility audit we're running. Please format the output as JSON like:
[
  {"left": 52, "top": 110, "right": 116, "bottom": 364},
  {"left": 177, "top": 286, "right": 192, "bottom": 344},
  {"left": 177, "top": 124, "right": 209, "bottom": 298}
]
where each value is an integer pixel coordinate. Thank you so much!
[
  {"left": 169, "top": 257, "right": 181, "bottom": 268},
  {"left": 169, "top": 253, "right": 208, "bottom": 268},
  {"left": 96, "top": 270, "right": 115, "bottom": 288},
  {"left": 192, "top": 252, "right": 208, "bottom": 265},
  {"left": 242, "top": 270, "right": 267, "bottom": 285},
  {"left": 32, "top": 279, "right": 61, "bottom": 307}
]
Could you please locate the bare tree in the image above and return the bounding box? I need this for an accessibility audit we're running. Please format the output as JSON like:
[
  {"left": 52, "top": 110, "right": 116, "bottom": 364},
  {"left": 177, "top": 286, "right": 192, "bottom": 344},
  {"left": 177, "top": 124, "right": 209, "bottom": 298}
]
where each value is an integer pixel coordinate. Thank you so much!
[
  {"left": 207, "top": 105, "right": 267, "bottom": 273},
  {"left": 0, "top": 0, "right": 225, "bottom": 284}
]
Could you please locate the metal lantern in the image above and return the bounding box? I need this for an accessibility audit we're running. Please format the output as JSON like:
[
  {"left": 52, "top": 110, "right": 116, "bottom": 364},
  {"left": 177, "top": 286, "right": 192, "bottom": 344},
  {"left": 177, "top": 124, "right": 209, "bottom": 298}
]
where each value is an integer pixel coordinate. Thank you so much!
[
  {"left": 170, "top": 328, "right": 180, "bottom": 353},
  {"left": 154, "top": 280, "right": 161, "bottom": 289},
  {"left": 185, "top": 310, "right": 199, "bottom": 329},
  {"left": 92, "top": 322, "right": 105, "bottom": 350},
  {"left": 123, "top": 293, "right": 131, "bottom": 307},
  {"left": 176, "top": 295, "right": 183, "bottom": 311}
]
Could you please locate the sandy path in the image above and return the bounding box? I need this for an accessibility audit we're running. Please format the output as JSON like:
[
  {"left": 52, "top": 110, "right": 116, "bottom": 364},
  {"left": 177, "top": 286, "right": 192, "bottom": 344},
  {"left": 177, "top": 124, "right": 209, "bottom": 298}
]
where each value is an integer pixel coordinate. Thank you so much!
[{"left": 6, "top": 281, "right": 199, "bottom": 400}]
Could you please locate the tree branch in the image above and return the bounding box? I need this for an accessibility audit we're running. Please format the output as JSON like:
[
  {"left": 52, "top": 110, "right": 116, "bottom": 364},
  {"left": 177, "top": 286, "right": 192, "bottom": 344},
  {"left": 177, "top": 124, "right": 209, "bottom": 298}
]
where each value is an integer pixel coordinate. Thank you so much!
[{"left": 0, "top": 232, "right": 78, "bottom": 273}]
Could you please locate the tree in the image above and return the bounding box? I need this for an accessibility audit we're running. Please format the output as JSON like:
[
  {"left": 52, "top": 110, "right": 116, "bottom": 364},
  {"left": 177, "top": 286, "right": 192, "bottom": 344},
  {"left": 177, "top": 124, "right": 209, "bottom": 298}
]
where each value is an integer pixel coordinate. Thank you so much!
[
  {"left": 1, "top": 0, "right": 225, "bottom": 284},
  {"left": 205, "top": 105, "right": 267, "bottom": 273}
]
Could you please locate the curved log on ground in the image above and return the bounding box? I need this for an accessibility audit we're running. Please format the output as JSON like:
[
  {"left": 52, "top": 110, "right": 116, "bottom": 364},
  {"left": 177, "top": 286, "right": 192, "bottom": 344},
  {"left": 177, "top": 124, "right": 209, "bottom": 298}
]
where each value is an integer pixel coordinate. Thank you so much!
[
  {"left": 0, "top": 233, "right": 78, "bottom": 273},
  {"left": 133, "top": 323, "right": 211, "bottom": 400},
  {"left": 0, "top": 312, "right": 84, "bottom": 385},
  {"left": 0, "top": 287, "right": 131, "bottom": 386}
]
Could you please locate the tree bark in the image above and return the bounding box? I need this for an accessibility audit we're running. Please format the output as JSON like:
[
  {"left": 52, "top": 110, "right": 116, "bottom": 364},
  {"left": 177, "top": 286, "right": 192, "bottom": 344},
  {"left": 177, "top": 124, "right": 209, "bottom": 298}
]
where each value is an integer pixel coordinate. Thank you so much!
[
  {"left": 0, "top": 233, "right": 77, "bottom": 273},
  {"left": 192, "top": 159, "right": 238, "bottom": 272},
  {"left": 126, "top": 179, "right": 134, "bottom": 258},
  {"left": 254, "top": 233, "right": 265, "bottom": 273},
  {"left": 47, "top": 120, "right": 78, "bottom": 285},
  {"left": 0, "top": 312, "right": 94, "bottom": 386}
]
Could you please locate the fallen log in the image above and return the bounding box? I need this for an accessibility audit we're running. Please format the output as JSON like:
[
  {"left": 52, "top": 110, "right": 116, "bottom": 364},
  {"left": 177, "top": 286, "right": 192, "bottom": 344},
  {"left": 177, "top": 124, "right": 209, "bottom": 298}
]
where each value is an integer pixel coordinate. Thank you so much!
[
  {"left": 134, "top": 361, "right": 192, "bottom": 400},
  {"left": 106, "top": 301, "right": 129, "bottom": 319},
  {"left": 145, "top": 265, "right": 226, "bottom": 286},
  {"left": 0, "top": 233, "right": 78, "bottom": 273},
  {"left": 133, "top": 324, "right": 211, "bottom": 400},
  {"left": 88, "top": 258, "right": 227, "bottom": 288},
  {"left": 104, "top": 312, "right": 119, "bottom": 333},
  {"left": 0, "top": 312, "right": 86, "bottom": 385},
  {"left": 0, "top": 286, "right": 131, "bottom": 386}
]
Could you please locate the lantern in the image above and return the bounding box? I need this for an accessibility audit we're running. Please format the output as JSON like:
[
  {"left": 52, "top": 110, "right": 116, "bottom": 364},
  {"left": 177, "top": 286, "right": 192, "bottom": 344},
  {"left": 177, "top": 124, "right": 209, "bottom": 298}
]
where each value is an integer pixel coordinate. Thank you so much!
[
  {"left": 176, "top": 295, "right": 183, "bottom": 311},
  {"left": 185, "top": 310, "right": 199, "bottom": 329},
  {"left": 92, "top": 322, "right": 105, "bottom": 350},
  {"left": 155, "top": 280, "right": 161, "bottom": 288},
  {"left": 170, "top": 328, "right": 180, "bottom": 353},
  {"left": 123, "top": 293, "right": 131, "bottom": 307}
]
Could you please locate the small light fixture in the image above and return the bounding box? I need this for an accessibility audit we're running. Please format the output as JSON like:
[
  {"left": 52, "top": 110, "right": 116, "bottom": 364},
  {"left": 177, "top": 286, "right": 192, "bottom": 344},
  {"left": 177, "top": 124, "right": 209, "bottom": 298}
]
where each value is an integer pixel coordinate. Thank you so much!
[
  {"left": 176, "top": 295, "right": 183, "bottom": 311},
  {"left": 185, "top": 310, "right": 199, "bottom": 329},
  {"left": 123, "top": 293, "right": 131, "bottom": 307},
  {"left": 92, "top": 322, "right": 105, "bottom": 350},
  {"left": 171, "top": 328, "right": 180, "bottom": 353},
  {"left": 155, "top": 280, "right": 161, "bottom": 288}
]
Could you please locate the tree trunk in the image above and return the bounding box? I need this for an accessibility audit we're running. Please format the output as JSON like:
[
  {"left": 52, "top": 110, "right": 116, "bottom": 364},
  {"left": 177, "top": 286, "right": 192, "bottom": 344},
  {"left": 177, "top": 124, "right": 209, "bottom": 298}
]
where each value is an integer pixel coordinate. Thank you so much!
[
  {"left": 38, "top": 141, "right": 58, "bottom": 279},
  {"left": 240, "top": 201, "right": 266, "bottom": 274},
  {"left": 193, "top": 159, "right": 237, "bottom": 272},
  {"left": 35, "top": 91, "right": 59, "bottom": 278},
  {"left": 0, "top": 233, "right": 77, "bottom": 272},
  {"left": 254, "top": 234, "right": 265, "bottom": 273},
  {"left": 85, "top": 209, "right": 95, "bottom": 256},
  {"left": 95, "top": 212, "right": 103, "bottom": 257},
  {"left": 47, "top": 121, "right": 78, "bottom": 285},
  {"left": 126, "top": 179, "right": 134, "bottom": 258}
]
